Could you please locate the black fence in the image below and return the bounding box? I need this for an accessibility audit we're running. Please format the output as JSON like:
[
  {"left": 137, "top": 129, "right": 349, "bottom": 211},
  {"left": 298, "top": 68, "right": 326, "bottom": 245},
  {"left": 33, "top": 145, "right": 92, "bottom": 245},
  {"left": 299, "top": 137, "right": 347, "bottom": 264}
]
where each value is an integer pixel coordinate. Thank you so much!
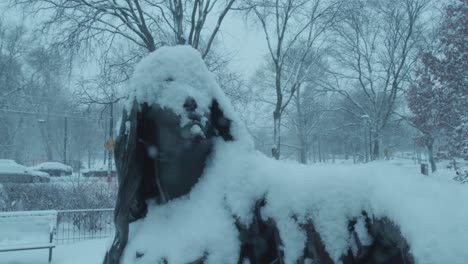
[{"left": 56, "top": 209, "right": 114, "bottom": 244}]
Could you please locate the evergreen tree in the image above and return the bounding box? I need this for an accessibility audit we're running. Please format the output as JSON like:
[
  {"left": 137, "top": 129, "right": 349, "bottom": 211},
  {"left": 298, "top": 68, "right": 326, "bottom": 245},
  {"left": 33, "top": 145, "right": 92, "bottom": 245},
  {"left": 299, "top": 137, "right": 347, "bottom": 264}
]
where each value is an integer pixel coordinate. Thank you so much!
[{"left": 408, "top": 0, "right": 467, "bottom": 172}]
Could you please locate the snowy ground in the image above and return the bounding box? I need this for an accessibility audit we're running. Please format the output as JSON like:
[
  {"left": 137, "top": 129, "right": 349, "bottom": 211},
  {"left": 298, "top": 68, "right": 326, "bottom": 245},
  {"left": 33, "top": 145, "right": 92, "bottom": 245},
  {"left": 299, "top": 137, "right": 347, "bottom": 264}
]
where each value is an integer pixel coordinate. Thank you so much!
[
  {"left": 121, "top": 149, "right": 468, "bottom": 264},
  {"left": 0, "top": 239, "right": 109, "bottom": 264},
  {"left": 0, "top": 158, "right": 465, "bottom": 264}
]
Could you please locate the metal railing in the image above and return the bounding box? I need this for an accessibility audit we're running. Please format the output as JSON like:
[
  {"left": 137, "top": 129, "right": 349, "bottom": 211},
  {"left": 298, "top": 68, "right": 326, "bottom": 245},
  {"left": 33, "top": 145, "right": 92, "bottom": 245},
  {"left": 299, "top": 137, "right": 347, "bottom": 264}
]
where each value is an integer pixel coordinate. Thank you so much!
[{"left": 56, "top": 209, "right": 114, "bottom": 244}]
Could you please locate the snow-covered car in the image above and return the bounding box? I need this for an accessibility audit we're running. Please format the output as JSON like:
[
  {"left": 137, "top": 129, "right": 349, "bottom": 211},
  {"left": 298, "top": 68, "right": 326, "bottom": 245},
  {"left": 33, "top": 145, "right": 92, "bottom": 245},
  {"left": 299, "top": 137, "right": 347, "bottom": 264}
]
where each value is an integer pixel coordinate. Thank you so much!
[
  {"left": 82, "top": 166, "right": 116, "bottom": 178},
  {"left": 30, "top": 170, "right": 50, "bottom": 183},
  {"left": 0, "top": 159, "right": 50, "bottom": 183},
  {"left": 31, "top": 161, "right": 73, "bottom": 177}
]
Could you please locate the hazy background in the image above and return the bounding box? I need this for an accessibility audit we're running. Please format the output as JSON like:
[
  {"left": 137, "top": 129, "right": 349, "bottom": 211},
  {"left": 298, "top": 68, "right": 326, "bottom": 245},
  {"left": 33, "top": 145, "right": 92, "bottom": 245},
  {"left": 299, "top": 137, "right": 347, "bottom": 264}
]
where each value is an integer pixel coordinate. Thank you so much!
[{"left": 0, "top": 0, "right": 465, "bottom": 172}]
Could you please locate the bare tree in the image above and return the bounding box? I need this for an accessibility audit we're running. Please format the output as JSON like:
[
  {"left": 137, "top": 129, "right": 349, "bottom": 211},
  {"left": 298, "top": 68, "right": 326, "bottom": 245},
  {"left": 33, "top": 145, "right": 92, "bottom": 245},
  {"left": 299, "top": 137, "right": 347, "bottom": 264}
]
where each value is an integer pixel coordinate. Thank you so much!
[
  {"left": 23, "top": 47, "right": 73, "bottom": 161},
  {"left": 285, "top": 52, "right": 329, "bottom": 164},
  {"left": 12, "top": 0, "right": 238, "bottom": 58},
  {"left": 0, "top": 22, "right": 87, "bottom": 163},
  {"left": 0, "top": 23, "right": 29, "bottom": 159},
  {"left": 323, "top": 0, "right": 427, "bottom": 159},
  {"left": 168, "top": 0, "right": 236, "bottom": 58},
  {"left": 247, "top": 0, "right": 342, "bottom": 159},
  {"left": 12, "top": 0, "right": 241, "bottom": 136},
  {"left": 74, "top": 58, "right": 129, "bottom": 175}
]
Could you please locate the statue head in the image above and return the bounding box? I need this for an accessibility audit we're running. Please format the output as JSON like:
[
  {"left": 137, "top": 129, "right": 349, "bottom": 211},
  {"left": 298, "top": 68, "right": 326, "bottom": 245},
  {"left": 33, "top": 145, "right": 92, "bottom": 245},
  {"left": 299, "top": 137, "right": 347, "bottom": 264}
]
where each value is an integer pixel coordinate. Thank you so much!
[
  {"left": 106, "top": 45, "right": 245, "bottom": 263},
  {"left": 116, "top": 46, "right": 244, "bottom": 211}
]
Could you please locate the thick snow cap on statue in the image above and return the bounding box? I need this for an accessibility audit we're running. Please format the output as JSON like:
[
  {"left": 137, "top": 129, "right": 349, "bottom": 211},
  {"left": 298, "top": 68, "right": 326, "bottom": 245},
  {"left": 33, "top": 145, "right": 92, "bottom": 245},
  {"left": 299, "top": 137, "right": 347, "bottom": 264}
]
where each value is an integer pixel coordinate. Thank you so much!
[{"left": 127, "top": 45, "right": 251, "bottom": 144}]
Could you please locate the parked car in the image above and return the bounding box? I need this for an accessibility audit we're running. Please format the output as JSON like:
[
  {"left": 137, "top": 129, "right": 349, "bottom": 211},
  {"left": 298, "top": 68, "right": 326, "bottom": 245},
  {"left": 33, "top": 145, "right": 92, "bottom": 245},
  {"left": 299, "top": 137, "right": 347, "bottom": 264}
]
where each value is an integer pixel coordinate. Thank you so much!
[
  {"left": 31, "top": 161, "right": 73, "bottom": 177},
  {"left": 0, "top": 159, "right": 50, "bottom": 183},
  {"left": 82, "top": 166, "right": 117, "bottom": 178}
]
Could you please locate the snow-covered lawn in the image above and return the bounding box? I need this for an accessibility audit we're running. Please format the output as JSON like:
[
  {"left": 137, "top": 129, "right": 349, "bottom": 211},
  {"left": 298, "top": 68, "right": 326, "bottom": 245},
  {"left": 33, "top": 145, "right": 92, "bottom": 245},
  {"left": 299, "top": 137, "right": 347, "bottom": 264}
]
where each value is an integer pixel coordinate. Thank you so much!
[
  {"left": 121, "top": 143, "right": 468, "bottom": 264},
  {"left": 1, "top": 239, "right": 109, "bottom": 264},
  {"left": 0, "top": 158, "right": 465, "bottom": 264}
]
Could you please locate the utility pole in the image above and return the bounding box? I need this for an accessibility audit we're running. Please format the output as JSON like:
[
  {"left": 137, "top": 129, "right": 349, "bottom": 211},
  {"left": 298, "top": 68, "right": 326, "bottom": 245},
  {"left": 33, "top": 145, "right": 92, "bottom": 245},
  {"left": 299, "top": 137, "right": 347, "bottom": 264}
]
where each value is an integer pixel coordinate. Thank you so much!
[{"left": 63, "top": 117, "right": 68, "bottom": 164}]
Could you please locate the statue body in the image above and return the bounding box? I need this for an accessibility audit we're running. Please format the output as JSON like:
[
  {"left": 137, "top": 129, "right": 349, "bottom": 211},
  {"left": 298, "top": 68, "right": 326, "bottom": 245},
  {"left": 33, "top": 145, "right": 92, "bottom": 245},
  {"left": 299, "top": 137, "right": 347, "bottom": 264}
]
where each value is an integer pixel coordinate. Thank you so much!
[{"left": 105, "top": 46, "right": 415, "bottom": 264}]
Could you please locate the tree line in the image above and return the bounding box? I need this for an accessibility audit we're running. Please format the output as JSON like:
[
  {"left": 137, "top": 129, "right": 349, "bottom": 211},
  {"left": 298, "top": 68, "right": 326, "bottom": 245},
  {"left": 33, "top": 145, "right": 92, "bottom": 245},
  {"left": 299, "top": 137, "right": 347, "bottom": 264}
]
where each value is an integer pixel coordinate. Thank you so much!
[{"left": 1, "top": 0, "right": 466, "bottom": 170}]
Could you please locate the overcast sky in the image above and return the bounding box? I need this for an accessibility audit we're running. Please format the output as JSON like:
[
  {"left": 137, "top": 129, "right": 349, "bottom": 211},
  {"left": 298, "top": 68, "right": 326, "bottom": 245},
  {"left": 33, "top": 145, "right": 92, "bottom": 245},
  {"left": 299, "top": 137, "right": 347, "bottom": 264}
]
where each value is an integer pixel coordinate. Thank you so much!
[
  {"left": 218, "top": 14, "right": 267, "bottom": 78},
  {"left": 0, "top": 3, "right": 267, "bottom": 80},
  {"left": 0, "top": 0, "right": 448, "bottom": 81}
]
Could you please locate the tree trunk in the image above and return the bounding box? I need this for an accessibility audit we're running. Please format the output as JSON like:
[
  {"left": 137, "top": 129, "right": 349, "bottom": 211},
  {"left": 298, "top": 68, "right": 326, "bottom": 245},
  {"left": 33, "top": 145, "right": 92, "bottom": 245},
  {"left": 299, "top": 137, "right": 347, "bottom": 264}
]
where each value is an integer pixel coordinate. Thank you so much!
[
  {"left": 417, "top": 147, "right": 421, "bottom": 164},
  {"left": 299, "top": 147, "right": 307, "bottom": 164},
  {"left": 88, "top": 149, "right": 91, "bottom": 169},
  {"left": 108, "top": 102, "right": 114, "bottom": 178},
  {"left": 318, "top": 138, "right": 322, "bottom": 163},
  {"left": 312, "top": 144, "right": 316, "bottom": 163},
  {"left": 13, "top": 117, "right": 24, "bottom": 162},
  {"left": 427, "top": 143, "right": 436, "bottom": 172},
  {"left": 373, "top": 139, "right": 379, "bottom": 160},
  {"left": 63, "top": 117, "right": 67, "bottom": 164},
  {"left": 39, "top": 122, "right": 54, "bottom": 161},
  {"left": 353, "top": 143, "right": 356, "bottom": 164},
  {"left": 173, "top": 0, "right": 185, "bottom": 45},
  {"left": 295, "top": 89, "right": 307, "bottom": 164},
  {"left": 344, "top": 142, "right": 349, "bottom": 160},
  {"left": 272, "top": 112, "right": 281, "bottom": 160},
  {"left": 364, "top": 140, "right": 369, "bottom": 162}
]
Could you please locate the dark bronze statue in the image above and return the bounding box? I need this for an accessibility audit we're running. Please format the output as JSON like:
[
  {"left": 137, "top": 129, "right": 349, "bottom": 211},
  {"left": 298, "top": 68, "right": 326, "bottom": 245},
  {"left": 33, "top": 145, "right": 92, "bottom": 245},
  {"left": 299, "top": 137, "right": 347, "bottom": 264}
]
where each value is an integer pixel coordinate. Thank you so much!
[
  {"left": 104, "top": 96, "right": 413, "bottom": 264},
  {"left": 104, "top": 47, "right": 413, "bottom": 264},
  {"left": 104, "top": 97, "right": 234, "bottom": 264}
]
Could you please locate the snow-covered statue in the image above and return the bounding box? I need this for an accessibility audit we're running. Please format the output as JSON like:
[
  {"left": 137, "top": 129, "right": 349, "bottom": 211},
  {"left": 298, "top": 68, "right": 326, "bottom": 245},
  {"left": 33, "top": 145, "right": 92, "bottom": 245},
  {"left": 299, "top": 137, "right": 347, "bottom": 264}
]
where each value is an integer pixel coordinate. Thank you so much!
[
  {"left": 104, "top": 46, "right": 237, "bottom": 264},
  {"left": 104, "top": 46, "right": 466, "bottom": 264}
]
